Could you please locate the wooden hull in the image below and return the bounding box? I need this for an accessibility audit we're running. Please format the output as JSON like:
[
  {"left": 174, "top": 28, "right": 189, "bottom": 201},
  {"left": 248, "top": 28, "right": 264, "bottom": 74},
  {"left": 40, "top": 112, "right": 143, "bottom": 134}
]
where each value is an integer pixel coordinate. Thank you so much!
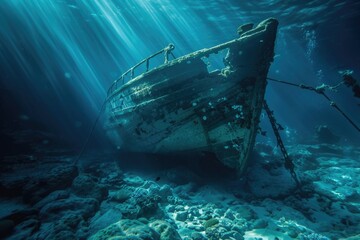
[{"left": 105, "top": 19, "right": 278, "bottom": 173}]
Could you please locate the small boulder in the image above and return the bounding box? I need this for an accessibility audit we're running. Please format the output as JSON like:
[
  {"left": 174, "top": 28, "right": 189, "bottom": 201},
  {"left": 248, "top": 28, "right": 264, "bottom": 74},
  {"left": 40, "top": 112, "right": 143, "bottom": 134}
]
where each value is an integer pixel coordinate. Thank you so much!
[
  {"left": 88, "top": 209, "right": 123, "bottom": 236},
  {"left": 89, "top": 219, "right": 159, "bottom": 240},
  {"left": 149, "top": 220, "right": 181, "bottom": 240},
  {"left": 22, "top": 165, "right": 78, "bottom": 204},
  {"left": 175, "top": 211, "right": 188, "bottom": 222},
  {"left": 111, "top": 188, "right": 132, "bottom": 203},
  {"left": 39, "top": 197, "right": 99, "bottom": 222},
  {"left": 72, "top": 174, "right": 108, "bottom": 202},
  {"left": 34, "top": 190, "right": 70, "bottom": 209},
  {"left": 9, "top": 219, "right": 40, "bottom": 240}
]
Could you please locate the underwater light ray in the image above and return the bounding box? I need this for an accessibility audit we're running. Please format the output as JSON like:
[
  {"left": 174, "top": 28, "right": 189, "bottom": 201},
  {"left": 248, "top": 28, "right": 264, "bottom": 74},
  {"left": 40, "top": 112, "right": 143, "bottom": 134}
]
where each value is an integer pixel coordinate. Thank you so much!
[
  {"left": 131, "top": 0, "right": 213, "bottom": 55},
  {"left": 72, "top": 1, "right": 134, "bottom": 81},
  {"left": 94, "top": 0, "right": 141, "bottom": 58},
  {"left": 0, "top": 0, "right": 110, "bottom": 131},
  {"left": 1, "top": 3, "right": 54, "bottom": 93},
  {"left": 33, "top": 1, "right": 107, "bottom": 110},
  {"left": 1, "top": 0, "right": 358, "bottom": 144}
]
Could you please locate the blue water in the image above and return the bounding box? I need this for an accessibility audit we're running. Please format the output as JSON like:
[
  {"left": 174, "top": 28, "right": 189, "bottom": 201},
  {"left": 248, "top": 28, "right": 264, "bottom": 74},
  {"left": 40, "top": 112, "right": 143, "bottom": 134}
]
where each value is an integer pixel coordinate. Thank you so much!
[
  {"left": 1, "top": 1, "right": 360, "bottom": 239},
  {"left": 1, "top": 0, "right": 359, "bottom": 149}
]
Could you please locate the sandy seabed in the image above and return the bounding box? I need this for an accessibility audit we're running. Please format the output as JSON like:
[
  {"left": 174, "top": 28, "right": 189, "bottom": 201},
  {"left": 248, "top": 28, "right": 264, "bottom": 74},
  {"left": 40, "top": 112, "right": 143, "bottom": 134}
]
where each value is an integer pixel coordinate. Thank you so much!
[{"left": 0, "top": 143, "right": 359, "bottom": 240}]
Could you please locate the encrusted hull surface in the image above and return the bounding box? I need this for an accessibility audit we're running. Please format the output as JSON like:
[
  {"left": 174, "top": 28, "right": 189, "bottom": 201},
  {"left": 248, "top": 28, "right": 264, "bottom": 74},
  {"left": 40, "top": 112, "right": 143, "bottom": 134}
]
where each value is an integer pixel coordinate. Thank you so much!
[{"left": 105, "top": 18, "right": 278, "bottom": 173}]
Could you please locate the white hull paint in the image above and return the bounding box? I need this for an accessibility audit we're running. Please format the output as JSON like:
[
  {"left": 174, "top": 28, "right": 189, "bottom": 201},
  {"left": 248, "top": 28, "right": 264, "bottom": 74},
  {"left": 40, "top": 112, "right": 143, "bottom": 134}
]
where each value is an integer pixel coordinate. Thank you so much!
[{"left": 105, "top": 19, "right": 278, "bottom": 173}]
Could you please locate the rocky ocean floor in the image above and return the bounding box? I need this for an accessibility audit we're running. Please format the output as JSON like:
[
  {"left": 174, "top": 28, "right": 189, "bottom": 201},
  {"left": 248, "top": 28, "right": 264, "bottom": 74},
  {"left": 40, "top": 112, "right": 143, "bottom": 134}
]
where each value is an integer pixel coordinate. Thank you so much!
[{"left": 1, "top": 143, "right": 359, "bottom": 240}]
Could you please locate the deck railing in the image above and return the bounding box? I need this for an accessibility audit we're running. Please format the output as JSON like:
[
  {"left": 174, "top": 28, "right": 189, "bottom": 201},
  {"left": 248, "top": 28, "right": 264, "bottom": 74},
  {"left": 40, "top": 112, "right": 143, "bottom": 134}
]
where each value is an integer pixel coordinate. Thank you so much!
[{"left": 107, "top": 44, "right": 176, "bottom": 96}]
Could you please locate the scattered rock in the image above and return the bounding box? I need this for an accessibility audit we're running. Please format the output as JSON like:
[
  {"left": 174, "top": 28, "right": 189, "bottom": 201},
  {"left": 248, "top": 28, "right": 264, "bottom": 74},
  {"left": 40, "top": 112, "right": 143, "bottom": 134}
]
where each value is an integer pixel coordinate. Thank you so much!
[
  {"left": 159, "top": 184, "right": 173, "bottom": 199},
  {"left": 252, "top": 219, "right": 268, "bottom": 229},
  {"left": 244, "top": 229, "right": 293, "bottom": 240},
  {"left": 88, "top": 221, "right": 124, "bottom": 240},
  {"left": 117, "top": 202, "right": 142, "bottom": 219},
  {"left": 111, "top": 188, "right": 132, "bottom": 203},
  {"left": 33, "top": 190, "right": 70, "bottom": 209},
  {"left": 167, "top": 205, "right": 175, "bottom": 213},
  {"left": 2, "top": 143, "right": 359, "bottom": 240},
  {"left": 22, "top": 165, "right": 78, "bottom": 204},
  {"left": 149, "top": 220, "right": 181, "bottom": 240},
  {"left": 8, "top": 218, "right": 40, "bottom": 240},
  {"left": 175, "top": 211, "right": 188, "bottom": 221},
  {"left": 39, "top": 197, "right": 99, "bottom": 222},
  {"left": 58, "top": 213, "right": 84, "bottom": 230},
  {"left": 230, "top": 205, "right": 257, "bottom": 221},
  {"left": 100, "top": 171, "right": 124, "bottom": 187},
  {"left": 88, "top": 208, "right": 123, "bottom": 236},
  {"left": 124, "top": 175, "right": 145, "bottom": 187},
  {"left": 205, "top": 225, "right": 227, "bottom": 239},
  {"left": 287, "top": 229, "right": 299, "bottom": 238},
  {"left": 299, "top": 232, "right": 330, "bottom": 240},
  {"left": 89, "top": 219, "right": 159, "bottom": 240},
  {"left": 47, "top": 230, "right": 77, "bottom": 240},
  {"left": 203, "top": 218, "right": 219, "bottom": 229},
  {"left": 191, "top": 232, "right": 207, "bottom": 240},
  {"left": 131, "top": 188, "right": 162, "bottom": 218},
  {"left": 222, "top": 230, "right": 244, "bottom": 240},
  {"left": 72, "top": 174, "right": 108, "bottom": 202}
]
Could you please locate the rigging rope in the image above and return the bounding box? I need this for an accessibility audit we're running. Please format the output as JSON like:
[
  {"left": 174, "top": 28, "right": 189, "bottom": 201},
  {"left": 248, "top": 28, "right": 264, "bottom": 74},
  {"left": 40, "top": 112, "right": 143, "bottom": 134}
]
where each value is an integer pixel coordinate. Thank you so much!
[
  {"left": 73, "top": 99, "right": 107, "bottom": 166},
  {"left": 267, "top": 77, "right": 360, "bottom": 133},
  {"left": 263, "top": 100, "right": 301, "bottom": 188}
]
